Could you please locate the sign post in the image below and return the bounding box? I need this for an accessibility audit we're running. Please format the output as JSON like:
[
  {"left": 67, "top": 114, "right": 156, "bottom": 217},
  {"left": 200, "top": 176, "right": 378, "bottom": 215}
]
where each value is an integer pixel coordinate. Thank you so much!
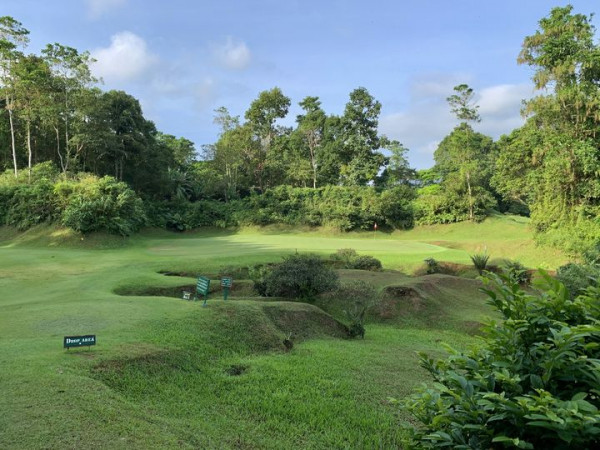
[
  {"left": 221, "top": 277, "right": 233, "bottom": 300},
  {"left": 64, "top": 335, "right": 96, "bottom": 350},
  {"left": 196, "top": 276, "right": 210, "bottom": 306}
]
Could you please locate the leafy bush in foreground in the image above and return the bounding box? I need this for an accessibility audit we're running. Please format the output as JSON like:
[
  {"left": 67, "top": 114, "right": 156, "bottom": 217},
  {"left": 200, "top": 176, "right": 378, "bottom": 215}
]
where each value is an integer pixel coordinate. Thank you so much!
[{"left": 403, "top": 271, "right": 600, "bottom": 449}]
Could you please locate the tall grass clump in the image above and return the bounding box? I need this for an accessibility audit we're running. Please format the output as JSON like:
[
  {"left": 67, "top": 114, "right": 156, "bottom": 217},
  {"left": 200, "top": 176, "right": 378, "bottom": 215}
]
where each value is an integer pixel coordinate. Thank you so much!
[{"left": 470, "top": 252, "right": 490, "bottom": 275}]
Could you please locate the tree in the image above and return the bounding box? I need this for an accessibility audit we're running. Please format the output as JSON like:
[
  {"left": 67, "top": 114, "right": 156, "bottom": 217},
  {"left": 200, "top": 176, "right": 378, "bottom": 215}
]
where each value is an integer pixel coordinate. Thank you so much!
[
  {"left": 297, "top": 96, "right": 326, "bottom": 188},
  {"left": 434, "top": 122, "right": 496, "bottom": 222},
  {"left": 505, "top": 5, "right": 600, "bottom": 250},
  {"left": 244, "top": 87, "right": 291, "bottom": 191},
  {"left": 376, "top": 137, "right": 414, "bottom": 188},
  {"left": 0, "top": 16, "right": 29, "bottom": 177},
  {"left": 42, "top": 43, "right": 95, "bottom": 173},
  {"left": 12, "top": 54, "right": 52, "bottom": 179},
  {"left": 339, "top": 87, "right": 385, "bottom": 185},
  {"left": 444, "top": 84, "right": 484, "bottom": 221},
  {"left": 211, "top": 107, "right": 256, "bottom": 200}
]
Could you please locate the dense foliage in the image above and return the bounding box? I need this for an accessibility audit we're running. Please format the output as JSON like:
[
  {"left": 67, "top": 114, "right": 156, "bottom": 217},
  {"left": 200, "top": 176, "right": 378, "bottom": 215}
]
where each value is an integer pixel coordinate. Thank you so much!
[
  {"left": 404, "top": 271, "right": 600, "bottom": 449},
  {"left": 0, "top": 166, "right": 145, "bottom": 235},
  {"left": 251, "top": 254, "right": 339, "bottom": 300},
  {"left": 1, "top": 7, "right": 600, "bottom": 255}
]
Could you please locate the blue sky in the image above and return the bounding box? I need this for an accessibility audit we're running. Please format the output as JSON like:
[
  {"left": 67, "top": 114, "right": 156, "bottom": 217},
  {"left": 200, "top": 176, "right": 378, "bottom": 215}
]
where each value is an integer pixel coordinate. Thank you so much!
[{"left": 3, "top": 0, "right": 598, "bottom": 168}]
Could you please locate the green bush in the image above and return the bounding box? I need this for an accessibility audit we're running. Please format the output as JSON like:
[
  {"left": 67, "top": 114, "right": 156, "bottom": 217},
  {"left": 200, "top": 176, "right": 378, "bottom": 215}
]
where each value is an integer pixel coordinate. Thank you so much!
[
  {"left": 2, "top": 180, "right": 58, "bottom": 230},
  {"left": 424, "top": 257, "right": 440, "bottom": 274},
  {"left": 334, "top": 280, "right": 379, "bottom": 338},
  {"left": 352, "top": 255, "right": 382, "bottom": 271},
  {"left": 556, "top": 262, "right": 599, "bottom": 298},
  {"left": 403, "top": 271, "right": 600, "bottom": 449},
  {"left": 61, "top": 176, "right": 146, "bottom": 235},
  {"left": 329, "top": 248, "right": 382, "bottom": 271},
  {"left": 502, "top": 260, "right": 531, "bottom": 284},
  {"left": 235, "top": 185, "right": 414, "bottom": 231},
  {"left": 259, "top": 254, "right": 339, "bottom": 300}
]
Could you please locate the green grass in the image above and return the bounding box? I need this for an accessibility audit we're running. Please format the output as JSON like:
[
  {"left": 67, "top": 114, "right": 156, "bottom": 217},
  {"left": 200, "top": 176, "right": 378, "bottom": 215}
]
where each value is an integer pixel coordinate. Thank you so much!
[{"left": 0, "top": 215, "right": 569, "bottom": 448}]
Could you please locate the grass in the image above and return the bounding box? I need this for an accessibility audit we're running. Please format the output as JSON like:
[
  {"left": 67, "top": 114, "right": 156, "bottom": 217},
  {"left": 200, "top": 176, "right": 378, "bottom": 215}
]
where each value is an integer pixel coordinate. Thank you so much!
[{"left": 0, "top": 214, "right": 569, "bottom": 448}]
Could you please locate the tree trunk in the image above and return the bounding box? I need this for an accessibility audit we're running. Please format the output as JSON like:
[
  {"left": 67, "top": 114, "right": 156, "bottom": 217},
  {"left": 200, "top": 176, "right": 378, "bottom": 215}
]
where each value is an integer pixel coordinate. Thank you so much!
[
  {"left": 55, "top": 126, "right": 65, "bottom": 172},
  {"left": 26, "top": 119, "right": 32, "bottom": 181},
  {"left": 466, "top": 171, "right": 474, "bottom": 221},
  {"left": 7, "top": 95, "right": 18, "bottom": 177}
]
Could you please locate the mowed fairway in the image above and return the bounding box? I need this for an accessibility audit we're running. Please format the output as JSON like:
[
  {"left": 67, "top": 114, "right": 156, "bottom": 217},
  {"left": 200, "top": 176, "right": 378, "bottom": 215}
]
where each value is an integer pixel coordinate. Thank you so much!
[{"left": 0, "top": 216, "right": 568, "bottom": 449}]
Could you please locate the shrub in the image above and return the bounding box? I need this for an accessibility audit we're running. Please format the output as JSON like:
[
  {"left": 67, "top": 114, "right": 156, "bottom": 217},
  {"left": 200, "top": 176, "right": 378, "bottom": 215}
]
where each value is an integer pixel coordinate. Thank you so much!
[
  {"left": 260, "top": 254, "right": 339, "bottom": 300},
  {"left": 3, "top": 180, "right": 58, "bottom": 230},
  {"left": 470, "top": 252, "right": 490, "bottom": 275},
  {"left": 334, "top": 280, "right": 378, "bottom": 338},
  {"left": 61, "top": 176, "right": 146, "bottom": 235},
  {"left": 556, "top": 262, "right": 599, "bottom": 298},
  {"left": 502, "top": 260, "right": 531, "bottom": 284},
  {"left": 403, "top": 271, "right": 600, "bottom": 449},
  {"left": 351, "top": 255, "right": 382, "bottom": 271},
  {"left": 330, "top": 248, "right": 359, "bottom": 267},
  {"left": 248, "top": 264, "right": 274, "bottom": 296},
  {"left": 424, "top": 258, "right": 440, "bottom": 274},
  {"left": 329, "top": 248, "right": 382, "bottom": 271}
]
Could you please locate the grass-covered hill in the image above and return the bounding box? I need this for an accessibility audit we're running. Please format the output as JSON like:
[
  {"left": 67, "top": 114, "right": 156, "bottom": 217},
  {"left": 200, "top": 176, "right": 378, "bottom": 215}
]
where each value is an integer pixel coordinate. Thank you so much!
[{"left": 0, "top": 215, "right": 568, "bottom": 448}]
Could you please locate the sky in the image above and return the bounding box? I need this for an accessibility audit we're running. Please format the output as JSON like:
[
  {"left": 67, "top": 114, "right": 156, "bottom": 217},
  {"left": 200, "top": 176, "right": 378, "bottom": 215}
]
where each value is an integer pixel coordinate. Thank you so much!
[{"left": 3, "top": 0, "right": 598, "bottom": 168}]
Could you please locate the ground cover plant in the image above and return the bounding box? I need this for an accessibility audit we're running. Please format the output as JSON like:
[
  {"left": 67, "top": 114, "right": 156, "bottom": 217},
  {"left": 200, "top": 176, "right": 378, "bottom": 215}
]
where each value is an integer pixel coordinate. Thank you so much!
[{"left": 0, "top": 215, "right": 571, "bottom": 448}]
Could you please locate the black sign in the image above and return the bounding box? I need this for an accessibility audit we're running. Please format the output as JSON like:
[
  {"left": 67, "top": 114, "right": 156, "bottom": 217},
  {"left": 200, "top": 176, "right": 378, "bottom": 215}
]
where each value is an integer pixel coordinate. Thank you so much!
[{"left": 64, "top": 335, "right": 96, "bottom": 349}]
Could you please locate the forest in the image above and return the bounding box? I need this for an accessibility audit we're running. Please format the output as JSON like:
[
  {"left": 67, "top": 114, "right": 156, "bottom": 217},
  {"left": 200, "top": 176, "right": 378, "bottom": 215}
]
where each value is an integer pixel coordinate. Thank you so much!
[{"left": 1, "top": 5, "right": 600, "bottom": 254}]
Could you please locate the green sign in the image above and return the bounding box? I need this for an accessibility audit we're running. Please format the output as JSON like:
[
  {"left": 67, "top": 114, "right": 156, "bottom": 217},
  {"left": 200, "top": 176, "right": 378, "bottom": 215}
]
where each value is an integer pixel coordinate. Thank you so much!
[
  {"left": 196, "top": 276, "right": 210, "bottom": 306},
  {"left": 221, "top": 277, "right": 233, "bottom": 301},
  {"left": 64, "top": 335, "right": 96, "bottom": 349}
]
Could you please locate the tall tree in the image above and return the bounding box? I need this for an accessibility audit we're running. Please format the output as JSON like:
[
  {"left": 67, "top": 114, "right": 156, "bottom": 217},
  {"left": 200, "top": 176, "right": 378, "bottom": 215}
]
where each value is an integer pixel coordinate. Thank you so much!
[
  {"left": 339, "top": 87, "right": 384, "bottom": 185},
  {"left": 42, "top": 43, "right": 95, "bottom": 173},
  {"left": 12, "top": 54, "right": 52, "bottom": 178},
  {"left": 297, "top": 96, "right": 326, "bottom": 188},
  {"left": 445, "top": 84, "right": 482, "bottom": 221},
  {"left": 0, "top": 16, "right": 29, "bottom": 177},
  {"left": 244, "top": 87, "right": 290, "bottom": 190},
  {"left": 509, "top": 5, "right": 600, "bottom": 247}
]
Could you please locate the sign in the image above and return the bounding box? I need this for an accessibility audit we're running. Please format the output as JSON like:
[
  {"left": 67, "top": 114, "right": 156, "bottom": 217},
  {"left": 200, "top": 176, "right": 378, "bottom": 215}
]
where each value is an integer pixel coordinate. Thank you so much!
[
  {"left": 64, "top": 335, "right": 96, "bottom": 349},
  {"left": 221, "top": 277, "right": 233, "bottom": 301},
  {"left": 182, "top": 291, "right": 191, "bottom": 300},
  {"left": 196, "top": 276, "right": 211, "bottom": 306},
  {"left": 196, "top": 276, "right": 210, "bottom": 295}
]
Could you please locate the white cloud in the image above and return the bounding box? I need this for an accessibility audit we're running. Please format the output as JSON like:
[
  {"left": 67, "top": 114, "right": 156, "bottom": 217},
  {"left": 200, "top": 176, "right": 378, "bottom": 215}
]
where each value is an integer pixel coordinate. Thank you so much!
[
  {"left": 91, "top": 32, "right": 158, "bottom": 82},
  {"left": 380, "top": 76, "right": 534, "bottom": 169},
  {"left": 213, "top": 37, "right": 252, "bottom": 70},
  {"left": 86, "top": 0, "right": 128, "bottom": 18}
]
